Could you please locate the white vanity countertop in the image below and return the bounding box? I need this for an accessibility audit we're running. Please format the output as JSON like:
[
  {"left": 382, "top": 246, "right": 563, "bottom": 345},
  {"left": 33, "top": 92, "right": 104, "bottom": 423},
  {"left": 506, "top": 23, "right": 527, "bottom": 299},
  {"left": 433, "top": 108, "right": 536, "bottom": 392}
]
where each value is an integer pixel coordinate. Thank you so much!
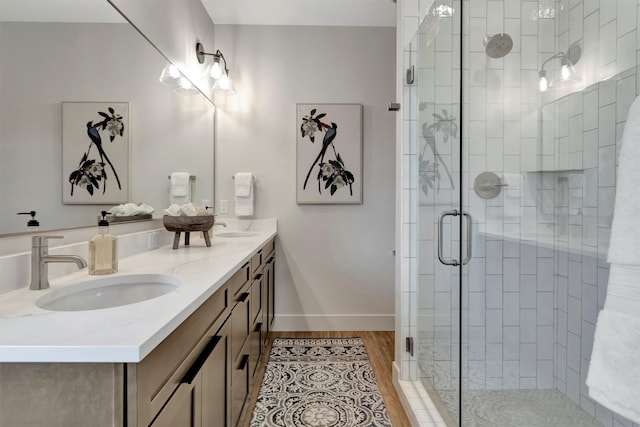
[{"left": 0, "top": 219, "right": 276, "bottom": 363}]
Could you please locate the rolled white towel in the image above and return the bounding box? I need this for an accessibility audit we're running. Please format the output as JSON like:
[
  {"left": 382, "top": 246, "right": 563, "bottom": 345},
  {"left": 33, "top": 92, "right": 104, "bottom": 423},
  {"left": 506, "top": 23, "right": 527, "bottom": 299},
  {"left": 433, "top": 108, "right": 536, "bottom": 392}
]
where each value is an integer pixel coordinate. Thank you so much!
[
  {"left": 180, "top": 203, "right": 198, "bottom": 216},
  {"left": 163, "top": 204, "right": 181, "bottom": 216}
]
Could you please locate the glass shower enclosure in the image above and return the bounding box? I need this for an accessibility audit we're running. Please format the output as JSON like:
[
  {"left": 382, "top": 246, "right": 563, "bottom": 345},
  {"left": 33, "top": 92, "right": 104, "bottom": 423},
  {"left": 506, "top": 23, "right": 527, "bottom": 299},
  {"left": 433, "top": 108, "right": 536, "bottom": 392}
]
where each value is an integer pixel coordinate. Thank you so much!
[{"left": 413, "top": 0, "right": 640, "bottom": 425}]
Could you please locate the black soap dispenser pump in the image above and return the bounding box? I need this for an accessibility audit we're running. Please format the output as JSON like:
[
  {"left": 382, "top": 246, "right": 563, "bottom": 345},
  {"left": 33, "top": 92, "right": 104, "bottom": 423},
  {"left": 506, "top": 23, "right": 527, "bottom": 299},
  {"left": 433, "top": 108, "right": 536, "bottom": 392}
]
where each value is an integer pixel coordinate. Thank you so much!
[{"left": 17, "top": 211, "right": 39, "bottom": 231}]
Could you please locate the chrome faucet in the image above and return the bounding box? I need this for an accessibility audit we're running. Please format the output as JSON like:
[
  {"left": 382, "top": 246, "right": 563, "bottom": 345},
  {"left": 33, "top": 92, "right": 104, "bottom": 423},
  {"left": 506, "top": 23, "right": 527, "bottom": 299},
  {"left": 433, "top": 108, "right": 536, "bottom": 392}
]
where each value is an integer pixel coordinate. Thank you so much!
[
  {"left": 214, "top": 222, "right": 227, "bottom": 228},
  {"left": 30, "top": 236, "right": 87, "bottom": 290}
]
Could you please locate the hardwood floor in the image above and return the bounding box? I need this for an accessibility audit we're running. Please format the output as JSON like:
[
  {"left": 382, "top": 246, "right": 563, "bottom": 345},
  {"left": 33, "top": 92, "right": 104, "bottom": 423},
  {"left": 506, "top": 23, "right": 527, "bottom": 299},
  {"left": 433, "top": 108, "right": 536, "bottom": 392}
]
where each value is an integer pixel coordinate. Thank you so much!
[{"left": 240, "top": 331, "right": 412, "bottom": 427}]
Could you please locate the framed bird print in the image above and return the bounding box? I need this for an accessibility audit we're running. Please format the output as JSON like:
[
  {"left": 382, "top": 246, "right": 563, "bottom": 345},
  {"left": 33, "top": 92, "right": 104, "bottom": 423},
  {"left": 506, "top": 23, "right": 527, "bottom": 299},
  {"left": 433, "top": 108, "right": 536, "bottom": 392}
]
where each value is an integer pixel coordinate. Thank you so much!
[
  {"left": 296, "top": 103, "right": 363, "bottom": 204},
  {"left": 62, "top": 102, "right": 130, "bottom": 204}
]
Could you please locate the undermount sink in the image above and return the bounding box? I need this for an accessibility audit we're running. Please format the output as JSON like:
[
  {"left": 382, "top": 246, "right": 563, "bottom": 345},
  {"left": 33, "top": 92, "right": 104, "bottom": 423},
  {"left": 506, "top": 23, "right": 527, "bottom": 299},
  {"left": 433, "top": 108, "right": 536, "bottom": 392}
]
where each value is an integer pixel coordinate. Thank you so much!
[
  {"left": 216, "top": 231, "right": 259, "bottom": 238},
  {"left": 36, "top": 274, "right": 180, "bottom": 312}
]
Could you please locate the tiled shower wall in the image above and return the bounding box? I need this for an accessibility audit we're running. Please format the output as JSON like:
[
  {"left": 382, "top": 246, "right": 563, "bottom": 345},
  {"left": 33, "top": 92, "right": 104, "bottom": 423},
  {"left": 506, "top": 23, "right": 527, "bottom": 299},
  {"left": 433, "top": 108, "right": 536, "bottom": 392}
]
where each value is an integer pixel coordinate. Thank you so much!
[{"left": 549, "top": 0, "right": 640, "bottom": 425}]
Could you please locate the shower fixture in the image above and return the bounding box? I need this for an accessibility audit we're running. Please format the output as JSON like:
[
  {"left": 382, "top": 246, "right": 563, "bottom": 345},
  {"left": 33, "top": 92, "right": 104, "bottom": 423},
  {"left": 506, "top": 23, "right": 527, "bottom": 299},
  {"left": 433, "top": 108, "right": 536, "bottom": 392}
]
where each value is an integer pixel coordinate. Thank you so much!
[
  {"left": 483, "top": 33, "right": 513, "bottom": 58},
  {"left": 538, "top": 44, "right": 582, "bottom": 92}
]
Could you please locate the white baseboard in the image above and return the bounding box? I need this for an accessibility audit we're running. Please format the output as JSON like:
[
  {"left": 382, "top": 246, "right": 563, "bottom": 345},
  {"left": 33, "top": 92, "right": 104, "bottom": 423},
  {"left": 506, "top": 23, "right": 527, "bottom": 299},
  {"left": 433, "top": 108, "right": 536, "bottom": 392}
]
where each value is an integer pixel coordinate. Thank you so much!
[{"left": 272, "top": 314, "right": 395, "bottom": 331}]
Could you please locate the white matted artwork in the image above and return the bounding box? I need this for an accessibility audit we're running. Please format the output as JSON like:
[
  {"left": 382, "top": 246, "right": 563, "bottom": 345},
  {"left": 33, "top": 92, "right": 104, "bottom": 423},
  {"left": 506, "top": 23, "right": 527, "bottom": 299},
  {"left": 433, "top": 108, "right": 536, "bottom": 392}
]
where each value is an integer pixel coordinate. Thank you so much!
[
  {"left": 296, "top": 103, "right": 363, "bottom": 204},
  {"left": 62, "top": 102, "right": 130, "bottom": 204}
]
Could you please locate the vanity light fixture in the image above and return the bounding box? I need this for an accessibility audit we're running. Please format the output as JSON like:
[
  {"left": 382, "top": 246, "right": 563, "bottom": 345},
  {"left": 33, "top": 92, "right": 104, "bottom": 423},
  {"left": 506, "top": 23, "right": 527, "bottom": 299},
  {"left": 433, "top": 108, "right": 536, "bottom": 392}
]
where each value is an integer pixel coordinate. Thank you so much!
[
  {"left": 196, "top": 42, "right": 235, "bottom": 93},
  {"left": 158, "top": 63, "right": 182, "bottom": 86},
  {"left": 538, "top": 44, "right": 581, "bottom": 92}
]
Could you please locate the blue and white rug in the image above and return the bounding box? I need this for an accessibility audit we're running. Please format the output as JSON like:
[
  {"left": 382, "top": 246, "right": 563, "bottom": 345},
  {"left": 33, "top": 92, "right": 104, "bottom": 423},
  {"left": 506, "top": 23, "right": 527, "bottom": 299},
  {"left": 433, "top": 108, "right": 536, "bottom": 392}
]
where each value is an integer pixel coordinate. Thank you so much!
[{"left": 250, "top": 337, "right": 392, "bottom": 427}]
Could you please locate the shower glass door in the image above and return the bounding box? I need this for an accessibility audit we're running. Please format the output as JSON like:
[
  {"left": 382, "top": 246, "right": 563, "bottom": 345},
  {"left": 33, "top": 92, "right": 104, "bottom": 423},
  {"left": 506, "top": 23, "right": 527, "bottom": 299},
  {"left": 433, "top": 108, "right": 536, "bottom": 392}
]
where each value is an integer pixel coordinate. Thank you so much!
[
  {"left": 415, "top": 1, "right": 463, "bottom": 424},
  {"left": 416, "top": 0, "right": 637, "bottom": 426}
]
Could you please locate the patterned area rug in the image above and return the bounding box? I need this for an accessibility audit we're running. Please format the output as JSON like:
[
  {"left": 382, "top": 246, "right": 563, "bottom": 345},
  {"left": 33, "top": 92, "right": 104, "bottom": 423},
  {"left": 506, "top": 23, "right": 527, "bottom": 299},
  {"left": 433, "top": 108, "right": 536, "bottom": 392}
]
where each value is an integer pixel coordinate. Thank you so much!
[{"left": 250, "top": 337, "right": 392, "bottom": 427}]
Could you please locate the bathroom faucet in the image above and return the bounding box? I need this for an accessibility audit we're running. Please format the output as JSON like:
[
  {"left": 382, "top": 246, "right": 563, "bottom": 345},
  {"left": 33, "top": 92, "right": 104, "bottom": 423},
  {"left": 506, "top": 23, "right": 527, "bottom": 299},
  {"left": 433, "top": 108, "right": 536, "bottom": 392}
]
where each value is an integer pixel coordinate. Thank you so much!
[
  {"left": 214, "top": 222, "right": 227, "bottom": 228},
  {"left": 30, "top": 236, "right": 87, "bottom": 290}
]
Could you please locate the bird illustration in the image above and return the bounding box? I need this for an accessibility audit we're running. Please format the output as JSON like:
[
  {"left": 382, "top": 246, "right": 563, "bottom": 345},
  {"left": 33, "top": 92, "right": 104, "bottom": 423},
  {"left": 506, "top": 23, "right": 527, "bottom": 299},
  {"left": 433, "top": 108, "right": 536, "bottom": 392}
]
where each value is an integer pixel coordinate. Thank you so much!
[
  {"left": 87, "top": 121, "right": 121, "bottom": 190},
  {"left": 303, "top": 122, "right": 337, "bottom": 190}
]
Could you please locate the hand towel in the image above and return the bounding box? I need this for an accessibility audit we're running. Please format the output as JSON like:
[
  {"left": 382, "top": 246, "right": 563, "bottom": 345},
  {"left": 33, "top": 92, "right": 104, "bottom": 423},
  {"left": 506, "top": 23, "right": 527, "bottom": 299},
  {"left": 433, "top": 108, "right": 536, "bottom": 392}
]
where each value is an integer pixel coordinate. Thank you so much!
[
  {"left": 170, "top": 172, "right": 191, "bottom": 205},
  {"left": 234, "top": 173, "right": 254, "bottom": 216},
  {"left": 235, "top": 172, "right": 253, "bottom": 197},
  {"left": 586, "top": 95, "right": 640, "bottom": 424}
]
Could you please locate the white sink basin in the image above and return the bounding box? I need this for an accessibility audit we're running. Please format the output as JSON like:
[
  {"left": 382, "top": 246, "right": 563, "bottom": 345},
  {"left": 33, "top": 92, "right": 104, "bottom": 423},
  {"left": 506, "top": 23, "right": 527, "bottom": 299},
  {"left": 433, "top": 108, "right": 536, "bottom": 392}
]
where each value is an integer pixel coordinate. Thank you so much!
[
  {"left": 36, "top": 274, "right": 180, "bottom": 311},
  {"left": 216, "top": 231, "right": 259, "bottom": 238}
]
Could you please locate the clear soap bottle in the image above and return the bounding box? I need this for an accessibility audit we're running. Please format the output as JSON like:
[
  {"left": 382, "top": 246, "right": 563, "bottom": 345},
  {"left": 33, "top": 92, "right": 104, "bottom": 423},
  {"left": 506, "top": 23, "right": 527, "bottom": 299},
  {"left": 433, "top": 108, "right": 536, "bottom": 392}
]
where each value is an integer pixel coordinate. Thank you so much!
[{"left": 89, "top": 211, "right": 118, "bottom": 275}]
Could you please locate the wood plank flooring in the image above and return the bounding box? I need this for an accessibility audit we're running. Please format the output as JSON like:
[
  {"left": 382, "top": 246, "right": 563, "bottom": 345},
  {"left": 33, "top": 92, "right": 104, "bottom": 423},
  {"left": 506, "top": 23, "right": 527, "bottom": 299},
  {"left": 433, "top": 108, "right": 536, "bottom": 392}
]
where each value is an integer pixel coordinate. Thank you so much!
[{"left": 240, "top": 331, "right": 412, "bottom": 427}]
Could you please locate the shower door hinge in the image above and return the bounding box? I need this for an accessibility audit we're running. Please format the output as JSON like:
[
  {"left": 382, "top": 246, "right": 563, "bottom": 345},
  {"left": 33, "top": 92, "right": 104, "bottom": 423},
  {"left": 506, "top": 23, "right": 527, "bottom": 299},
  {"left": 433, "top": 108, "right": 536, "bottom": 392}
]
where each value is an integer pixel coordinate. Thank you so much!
[
  {"left": 406, "top": 65, "right": 415, "bottom": 84},
  {"left": 387, "top": 102, "right": 401, "bottom": 111},
  {"left": 405, "top": 336, "right": 414, "bottom": 356}
]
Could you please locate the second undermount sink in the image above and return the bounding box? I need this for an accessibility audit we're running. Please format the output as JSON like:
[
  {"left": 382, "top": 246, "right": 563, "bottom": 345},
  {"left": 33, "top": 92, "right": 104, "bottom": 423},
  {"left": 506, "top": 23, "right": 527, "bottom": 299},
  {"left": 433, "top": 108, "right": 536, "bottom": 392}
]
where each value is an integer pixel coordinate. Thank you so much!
[
  {"left": 216, "top": 231, "right": 259, "bottom": 238},
  {"left": 36, "top": 274, "right": 180, "bottom": 312}
]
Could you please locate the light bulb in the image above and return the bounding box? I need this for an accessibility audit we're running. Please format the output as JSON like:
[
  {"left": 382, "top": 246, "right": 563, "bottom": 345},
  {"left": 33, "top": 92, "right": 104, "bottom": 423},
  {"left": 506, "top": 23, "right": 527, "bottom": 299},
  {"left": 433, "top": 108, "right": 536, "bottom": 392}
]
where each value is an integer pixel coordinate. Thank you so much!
[
  {"left": 561, "top": 63, "right": 571, "bottom": 80},
  {"left": 538, "top": 71, "right": 548, "bottom": 92},
  {"left": 159, "top": 63, "right": 182, "bottom": 86},
  {"left": 209, "top": 57, "right": 224, "bottom": 80},
  {"left": 215, "top": 73, "right": 234, "bottom": 92}
]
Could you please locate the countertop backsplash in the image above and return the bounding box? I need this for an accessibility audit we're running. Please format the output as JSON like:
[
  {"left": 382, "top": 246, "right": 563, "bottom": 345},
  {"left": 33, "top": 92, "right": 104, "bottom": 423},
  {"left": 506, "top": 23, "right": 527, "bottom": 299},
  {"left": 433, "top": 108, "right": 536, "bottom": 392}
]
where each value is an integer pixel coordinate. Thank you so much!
[{"left": 0, "top": 227, "right": 173, "bottom": 295}]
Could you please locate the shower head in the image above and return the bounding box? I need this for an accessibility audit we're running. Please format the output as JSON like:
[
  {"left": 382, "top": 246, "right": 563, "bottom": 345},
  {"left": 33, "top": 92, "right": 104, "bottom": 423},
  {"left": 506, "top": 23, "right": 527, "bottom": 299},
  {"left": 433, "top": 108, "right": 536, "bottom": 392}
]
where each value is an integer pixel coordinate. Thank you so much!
[{"left": 483, "top": 33, "right": 513, "bottom": 58}]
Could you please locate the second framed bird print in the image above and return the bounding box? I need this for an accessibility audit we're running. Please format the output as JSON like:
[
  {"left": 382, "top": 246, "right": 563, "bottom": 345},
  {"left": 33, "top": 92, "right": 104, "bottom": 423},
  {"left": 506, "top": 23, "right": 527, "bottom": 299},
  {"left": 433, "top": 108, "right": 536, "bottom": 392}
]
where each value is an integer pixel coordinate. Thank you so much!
[
  {"left": 296, "top": 103, "right": 363, "bottom": 204},
  {"left": 62, "top": 101, "right": 130, "bottom": 204}
]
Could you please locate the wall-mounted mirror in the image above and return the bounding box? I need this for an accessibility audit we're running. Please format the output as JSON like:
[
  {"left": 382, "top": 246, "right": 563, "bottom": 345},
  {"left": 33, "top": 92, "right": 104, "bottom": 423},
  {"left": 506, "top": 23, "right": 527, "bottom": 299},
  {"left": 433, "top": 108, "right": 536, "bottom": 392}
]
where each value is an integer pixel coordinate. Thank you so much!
[{"left": 0, "top": 0, "right": 215, "bottom": 235}]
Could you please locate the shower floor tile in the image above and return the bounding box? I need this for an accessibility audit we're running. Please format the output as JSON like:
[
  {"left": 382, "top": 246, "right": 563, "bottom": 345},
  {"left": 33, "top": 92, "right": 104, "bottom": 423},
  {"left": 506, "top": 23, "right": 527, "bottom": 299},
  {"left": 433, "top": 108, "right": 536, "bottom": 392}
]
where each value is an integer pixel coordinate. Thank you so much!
[{"left": 436, "top": 389, "right": 603, "bottom": 427}]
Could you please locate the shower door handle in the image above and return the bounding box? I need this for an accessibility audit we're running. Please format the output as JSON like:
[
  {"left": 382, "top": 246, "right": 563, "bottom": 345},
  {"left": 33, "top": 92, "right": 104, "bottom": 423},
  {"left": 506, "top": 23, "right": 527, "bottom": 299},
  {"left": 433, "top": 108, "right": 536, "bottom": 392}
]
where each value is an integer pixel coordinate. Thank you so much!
[
  {"left": 438, "top": 209, "right": 460, "bottom": 266},
  {"left": 462, "top": 212, "right": 473, "bottom": 265}
]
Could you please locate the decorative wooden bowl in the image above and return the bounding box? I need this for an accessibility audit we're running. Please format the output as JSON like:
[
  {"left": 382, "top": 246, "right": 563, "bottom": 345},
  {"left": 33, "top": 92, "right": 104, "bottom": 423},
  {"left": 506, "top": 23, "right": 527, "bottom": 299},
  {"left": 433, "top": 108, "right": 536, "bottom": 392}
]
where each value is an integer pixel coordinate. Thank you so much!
[{"left": 163, "top": 215, "right": 215, "bottom": 249}]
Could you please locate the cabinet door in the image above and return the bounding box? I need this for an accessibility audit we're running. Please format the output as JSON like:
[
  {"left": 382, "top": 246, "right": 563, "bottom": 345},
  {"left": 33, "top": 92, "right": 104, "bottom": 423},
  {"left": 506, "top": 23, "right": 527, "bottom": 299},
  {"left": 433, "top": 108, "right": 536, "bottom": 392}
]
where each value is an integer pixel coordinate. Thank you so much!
[
  {"left": 149, "top": 383, "right": 194, "bottom": 427},
  {"left": 201, "top": 323, "right": 230, "bottom": 427},
  {"left": 231, "top": 350, "right": 250, "bottom": 427},
  {"left": 266, "top": 256, "right": 275, "bottom": 330}
]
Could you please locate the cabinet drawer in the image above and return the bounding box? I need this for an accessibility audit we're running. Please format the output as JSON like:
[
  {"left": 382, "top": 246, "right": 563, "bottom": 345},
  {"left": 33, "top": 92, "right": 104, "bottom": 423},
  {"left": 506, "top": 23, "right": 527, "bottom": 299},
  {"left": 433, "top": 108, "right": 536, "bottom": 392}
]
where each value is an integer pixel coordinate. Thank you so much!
[
  {"left": 250, "top": 275, "right": 263, "bottom": 326},
  {"left": 135, "top": 285, "right": 228, "bottom": 426},
  {"left": 229, "top": 262, "right": 250, "bottom": 298},
  {"left": 231, "top": 289, "right": 250, "bottom": 364},
  {"left": 250, "top": 250, "right": 263, "bottom": 277},
  {"left": 264, "top": 238, "right": 275, "bottom": 259}
]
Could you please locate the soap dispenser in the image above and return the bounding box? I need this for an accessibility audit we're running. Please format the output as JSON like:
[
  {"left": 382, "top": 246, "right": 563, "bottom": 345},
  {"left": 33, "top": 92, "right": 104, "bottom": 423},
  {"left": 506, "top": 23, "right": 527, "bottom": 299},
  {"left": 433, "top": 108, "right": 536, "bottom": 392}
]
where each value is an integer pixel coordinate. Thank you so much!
[
  {"left": 89, "top": 211, "right": 118, "bottom": 275},
  {"left": 17, "top": 211, "right": 40, "bottom": 231}
]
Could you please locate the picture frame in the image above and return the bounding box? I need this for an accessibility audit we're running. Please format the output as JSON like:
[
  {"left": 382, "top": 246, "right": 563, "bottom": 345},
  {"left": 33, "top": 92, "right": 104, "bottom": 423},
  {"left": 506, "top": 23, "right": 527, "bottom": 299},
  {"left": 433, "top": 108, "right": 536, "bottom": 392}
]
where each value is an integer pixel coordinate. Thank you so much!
[
  {"left": 62, "top": 102, "right": 130, "bottom": 204},
  {"left": 296, "top": 103, "right": 363, "bottom": 204}
]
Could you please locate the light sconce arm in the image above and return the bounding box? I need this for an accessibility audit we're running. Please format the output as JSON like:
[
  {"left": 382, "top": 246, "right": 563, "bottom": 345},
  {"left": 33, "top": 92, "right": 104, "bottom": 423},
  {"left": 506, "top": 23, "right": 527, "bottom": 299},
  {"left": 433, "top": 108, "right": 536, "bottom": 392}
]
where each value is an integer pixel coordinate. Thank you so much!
[{"left": 196, "top": 43, "right": 228, "bottom": 73}]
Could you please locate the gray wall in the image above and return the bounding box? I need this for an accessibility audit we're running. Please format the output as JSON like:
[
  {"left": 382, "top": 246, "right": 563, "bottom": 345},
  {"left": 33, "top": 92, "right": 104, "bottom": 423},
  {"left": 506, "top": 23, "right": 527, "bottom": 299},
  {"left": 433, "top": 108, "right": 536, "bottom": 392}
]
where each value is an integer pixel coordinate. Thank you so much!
[{"left": 213, "top": 25, "right": 397, "bottom": 330}]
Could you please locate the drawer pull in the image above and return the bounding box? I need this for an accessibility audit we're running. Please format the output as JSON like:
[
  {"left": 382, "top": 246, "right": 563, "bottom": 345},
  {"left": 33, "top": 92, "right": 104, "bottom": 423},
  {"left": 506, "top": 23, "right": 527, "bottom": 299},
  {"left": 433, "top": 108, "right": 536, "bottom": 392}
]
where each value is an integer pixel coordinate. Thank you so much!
[
  {"left": 254, "top": 273, "right": 263, "bottom": 280},
  {"left": 237, "top": 292, "right": 250, "bottom": 303},
  {"left": 181, "top": 335, "right": 221, "bottom": 384},
  {"left": 266, "top": 257, "right": 274, "bottom": 264},
  {"left": 238, "top": 354, "right": 250, "bottom": 370},
  {"left": 254, "top": 322, "right": 263, "bottom": 333}
]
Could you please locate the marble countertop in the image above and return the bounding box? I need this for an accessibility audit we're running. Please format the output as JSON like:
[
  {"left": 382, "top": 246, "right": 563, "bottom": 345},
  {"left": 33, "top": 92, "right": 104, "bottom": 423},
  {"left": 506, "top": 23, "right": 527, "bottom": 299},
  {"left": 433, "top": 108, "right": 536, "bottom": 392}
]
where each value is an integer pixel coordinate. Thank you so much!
[{"left": 0, "top": 219, "right": 276, "bottom": 363}]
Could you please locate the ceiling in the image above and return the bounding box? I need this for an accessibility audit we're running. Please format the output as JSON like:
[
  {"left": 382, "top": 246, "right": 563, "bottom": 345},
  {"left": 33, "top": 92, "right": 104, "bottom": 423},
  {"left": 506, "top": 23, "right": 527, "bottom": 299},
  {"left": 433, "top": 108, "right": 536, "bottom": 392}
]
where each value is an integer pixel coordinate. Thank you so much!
[
  {"left": 201, "top": 0, "right": 396, "bottom": 27},
  {"left": 0, "top": 0, "right": 396, "bottom": 27}
]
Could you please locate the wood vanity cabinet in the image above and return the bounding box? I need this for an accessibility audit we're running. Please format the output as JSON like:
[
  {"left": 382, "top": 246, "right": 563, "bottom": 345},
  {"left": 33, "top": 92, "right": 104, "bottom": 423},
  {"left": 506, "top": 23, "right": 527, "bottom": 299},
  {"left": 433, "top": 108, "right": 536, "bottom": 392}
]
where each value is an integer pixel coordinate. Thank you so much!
[
  {"left": 136, "top": 237, "right": 276, "bottom": 427},
  {"left": 0, "top": 238, "right": 275, "bottom": 427}
]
